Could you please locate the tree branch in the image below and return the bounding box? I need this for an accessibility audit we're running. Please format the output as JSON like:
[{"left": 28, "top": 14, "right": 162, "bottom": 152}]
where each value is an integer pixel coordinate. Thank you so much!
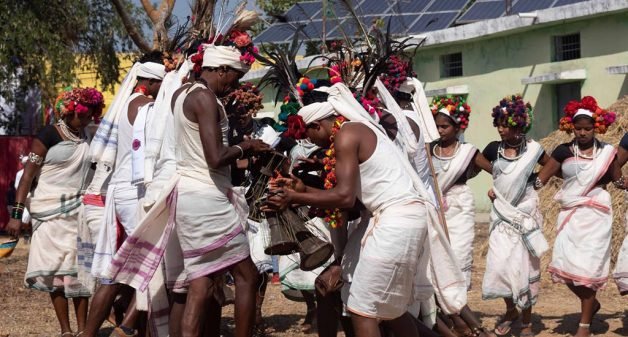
[
  {"left": 152, "top": 0, "right": 175, "bottom": 50},
  {"left": 110, "top": 0, "right": 152, "bottom": 53},
  {"left": 139, "top": 0, "right": 159, "bottom": 22}
]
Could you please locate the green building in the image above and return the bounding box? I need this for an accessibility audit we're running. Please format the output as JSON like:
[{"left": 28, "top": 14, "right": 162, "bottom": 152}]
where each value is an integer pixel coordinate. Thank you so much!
[{"left": 246, "top": 0, "right": 628, "bottom": 211}]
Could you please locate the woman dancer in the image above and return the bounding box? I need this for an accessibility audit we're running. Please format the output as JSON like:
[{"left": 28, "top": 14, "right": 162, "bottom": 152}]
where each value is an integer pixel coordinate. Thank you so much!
[
  {"left": 536, "top": 96, "right": 620, "bottom": 337},
  {"left": 6, "top": 87, "right": 105, "bottom": 337},
  {"left": 482, "top": 95, "right": 549, "bottom": 337},
  {"left": 430, "top": 95, "right": 492, "bottom": 288},
  {"left": 614, "top": 132, "right": 628, "bottom": 296}
]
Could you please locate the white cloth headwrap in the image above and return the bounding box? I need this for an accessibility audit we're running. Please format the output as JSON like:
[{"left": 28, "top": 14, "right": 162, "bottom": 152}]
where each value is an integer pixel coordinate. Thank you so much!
[
  {"left": 202, "top": 44, "right": 251, "bottom": 73},
  {"left": 401, "top": 78, "right": 440, "bottom": 143},
  {"left": 137, "top": 62, "right": 166, "bottom": 80},
  {"left": 298, "top": 83, "right": 385, "bottom": 134},
  {"left": 575, "top": 108, "right": 593, "bottom": 118}
]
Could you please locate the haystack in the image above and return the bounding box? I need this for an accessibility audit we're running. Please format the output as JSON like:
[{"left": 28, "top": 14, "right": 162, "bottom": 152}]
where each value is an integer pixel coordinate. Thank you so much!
[{"left": 481, "top": 95, "right": 628, "bottom": 285}]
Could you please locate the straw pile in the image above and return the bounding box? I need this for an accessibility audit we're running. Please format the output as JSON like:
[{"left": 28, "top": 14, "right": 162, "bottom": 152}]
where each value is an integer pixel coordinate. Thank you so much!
[{"left": 538, "top": 96, "right": 628, "bottom": 282}]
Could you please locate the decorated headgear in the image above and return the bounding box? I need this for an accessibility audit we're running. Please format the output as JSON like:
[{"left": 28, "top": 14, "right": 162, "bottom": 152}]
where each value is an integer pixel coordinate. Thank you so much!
[
  {"left": 559, "top": 96, "right": 616, "bottom": 134},
  {"left": 379, "top": 55, "right": 416, "bottom": 95},
  {"left": 189, "top": 10, "right": 259, "bottom": 76},
  {"left": 491, "top": 94, "right": 534, "bottom": 134},
  {"left": 53, "top": 87, "right": 105, "bottom": 122},
  {"left": 431, "top": 95, "right": 471, "bottom": 130},
  {"left": 224, "top": 82, "right": 264, "bottom": 117}
]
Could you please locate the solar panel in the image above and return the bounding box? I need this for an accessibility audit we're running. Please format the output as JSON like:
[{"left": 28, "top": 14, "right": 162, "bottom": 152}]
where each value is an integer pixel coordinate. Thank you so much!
[
  {"left": 388, "top": 0, "right": 431, "bottom": 14},
  {"left": 410, "top": 12, "right": 458, "bottom": 33},
  {"left": 386, "top": 14, "right": 422, "bottom": 35},
  {"left": 511, "top": 0, "right": 553, "bottom": 14},
  {"left": 457, "top": 1, "right": 504, "bottom": 23},
  {"left": 359, "top": 0, "right": 392, "bottom": 15},
  {"left": 301, "top": 20, "right": 327, "bottom": 40},
  {"left": 254, "top": 23, "right": 297, "bottom": 43},
  {"left": 285, "top": 2, "right": 323, "bottom": 22},
  {"left": 314, "top": 0, "right": 362, "bottom": 20},
  {"left": 427, "top": 0, "right": 471, "bottom": 12}
]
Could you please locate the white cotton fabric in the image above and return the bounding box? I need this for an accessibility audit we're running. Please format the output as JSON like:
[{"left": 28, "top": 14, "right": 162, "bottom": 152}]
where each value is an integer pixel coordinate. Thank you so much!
[
  {"left": 574, "top": 108, "right": 593, "bottom": 118},
  {"left": 613, "top": 193, "right": 628, "bottom": 294},
  {"left": 482, "top": 140, "right": 544, "bottom": 310},
  {"left": 549, "top": 143, "right": 616, "bottom": 291},
  {"left": 137, "top": 62, "right": 166, "bottom": 80},
  {"left": 202, "top": 44, "right": 251, "bottom": 72},
  {"left": 402, "top": 78, "right": 440, "bottom": 143},
  {"left": 297, "top": 101, "right": 336, "bottom": 125},
  {"left": 131, "top": 103, "right": 151, "bottom": 185}
]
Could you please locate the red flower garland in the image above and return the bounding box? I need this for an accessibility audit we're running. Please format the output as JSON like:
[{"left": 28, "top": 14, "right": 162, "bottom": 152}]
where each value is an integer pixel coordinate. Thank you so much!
[
  {"left": 322, "top": 115, "right": 346, "bottom": 228},
  {"left": 559, "top": 96, "right": 616, "bottom": 134}
]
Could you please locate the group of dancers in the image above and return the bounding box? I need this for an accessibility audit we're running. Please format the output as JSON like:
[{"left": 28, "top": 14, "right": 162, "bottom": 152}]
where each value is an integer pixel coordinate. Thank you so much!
[{"left": 5, "top": 8, "right": 628, "bottom": 337}]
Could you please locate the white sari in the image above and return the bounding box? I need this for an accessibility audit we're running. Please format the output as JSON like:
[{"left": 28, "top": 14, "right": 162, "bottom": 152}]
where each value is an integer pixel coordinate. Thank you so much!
[
  {"left": 26, "top": 140, "right": 91, "bottom": 297},
  {"left": 433, "top": 143, "right": 478, "bottom": 289},
  {"left": 482, "top": 140, "right": 543, "bottom": 310},
  {"left": 549, "top": 142, "right": 616, "bottom": 290}
]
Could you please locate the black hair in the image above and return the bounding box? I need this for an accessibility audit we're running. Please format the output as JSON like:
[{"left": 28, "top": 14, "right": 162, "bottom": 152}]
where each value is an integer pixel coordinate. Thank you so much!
[
  {"left": 138, "top": 50, "right": 165, "bottom": 64},
  {"left": 185, "top": 40, "right": 203, "bottom": 58},
  {"left": 302, "top": 90, "right": 329, "bottom": 106},
  {"left": 395, "top": 91, "right": 412, "bottom": 102},
  {"left": 259, "top": 117, "right": 276, "bottom": 126}
]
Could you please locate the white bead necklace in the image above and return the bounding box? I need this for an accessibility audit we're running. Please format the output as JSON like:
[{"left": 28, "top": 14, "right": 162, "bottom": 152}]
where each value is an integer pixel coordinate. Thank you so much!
[
  {"left": 433, "top": 141, "right": 460, "bottom": 172},
  {"left": 496, "top": 139, "right": 526, "bottom": 175},
  {"left": 572, "top": 140, "right": 598, "bottom": 186},
  {"left": 57, "top": 120, "right": 82, "bottom": 143}
]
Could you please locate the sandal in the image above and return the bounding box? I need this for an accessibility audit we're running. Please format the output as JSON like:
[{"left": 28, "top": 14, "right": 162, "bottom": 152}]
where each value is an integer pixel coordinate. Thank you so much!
[
  {"left": 494, "top": 307, "right": 520, "bottom": 336},
  {"left": 60, "top": 332, "right": 74, "bottom": 337},
  {"left": 576, "top": 323, "right": 595, "bottom": 337},
  {"left": 74, "top": 331, "right": 85, "bottom": 337}
]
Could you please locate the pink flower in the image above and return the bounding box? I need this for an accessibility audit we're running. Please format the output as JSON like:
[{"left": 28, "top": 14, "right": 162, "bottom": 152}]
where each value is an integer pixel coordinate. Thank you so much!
[{"left": 234, "top": 34, "right": 252, "bottom": 48}]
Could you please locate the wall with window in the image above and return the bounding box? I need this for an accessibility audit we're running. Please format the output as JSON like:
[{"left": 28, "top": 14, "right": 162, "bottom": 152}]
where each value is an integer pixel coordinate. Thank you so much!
[{"left": 413, "top": 12, "right": 628, "bottom": 210}]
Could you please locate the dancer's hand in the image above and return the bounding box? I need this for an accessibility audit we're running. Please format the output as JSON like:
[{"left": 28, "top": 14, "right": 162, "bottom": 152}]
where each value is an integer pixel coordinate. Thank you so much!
[
  {"left": 240, "top": 139, "right": 271, "bottom": 154},
  {"left": 6, "top": 218, "right": 22, "bottom": 238},
  {"left": 487, "top": 188, "right": 496, "bottom": 202}
]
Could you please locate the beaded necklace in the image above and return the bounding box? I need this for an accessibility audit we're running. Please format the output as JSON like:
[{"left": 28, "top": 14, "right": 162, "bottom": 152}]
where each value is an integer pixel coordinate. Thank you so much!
[{"left": 322, "top": 116, "right": 347, "bottom": 228}]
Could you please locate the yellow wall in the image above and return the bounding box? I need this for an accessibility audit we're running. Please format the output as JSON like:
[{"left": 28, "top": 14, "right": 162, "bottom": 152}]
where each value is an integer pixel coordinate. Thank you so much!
[{"left": 413, "top": 12, "right": 628, "bottom": 210}]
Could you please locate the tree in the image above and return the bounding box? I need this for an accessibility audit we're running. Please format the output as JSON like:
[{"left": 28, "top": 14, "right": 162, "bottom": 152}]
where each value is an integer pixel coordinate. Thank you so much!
[{"left": 0, "top": 0, "right": 138, "bottom": 135}]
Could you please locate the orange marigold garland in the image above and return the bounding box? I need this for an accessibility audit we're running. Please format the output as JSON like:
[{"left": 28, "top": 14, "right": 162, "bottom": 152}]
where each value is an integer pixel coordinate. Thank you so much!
[
  {"left": 322, "top": 115, "right": 347, "bottom": 228},
  {"left": 559, "top": 96, "right": 616, "bottom": 134}
]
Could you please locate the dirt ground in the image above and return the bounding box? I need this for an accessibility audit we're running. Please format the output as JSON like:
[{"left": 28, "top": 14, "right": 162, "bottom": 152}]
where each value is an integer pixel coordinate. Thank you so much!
[{"left": 0, "top": 224, "right": 626, "bottom": 337}]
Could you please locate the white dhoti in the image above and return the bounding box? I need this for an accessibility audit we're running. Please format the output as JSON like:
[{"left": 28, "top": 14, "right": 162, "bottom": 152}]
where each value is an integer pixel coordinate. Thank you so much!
[
  {"left": 247, "top": 219, "right": 273, "bottom": 273},
  {"left": 342, "top": 201, "right": 429, "bottom": 320},
  {"left": 172, "top": 175, "right": 249, "bottom": 290}
]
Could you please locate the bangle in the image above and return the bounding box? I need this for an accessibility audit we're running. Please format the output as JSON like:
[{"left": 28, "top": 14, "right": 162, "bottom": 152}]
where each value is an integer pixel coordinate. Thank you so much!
[
  {"left": 11, "top": 207, "right": 24, "bottom": 220},
  {"left": 28, "top": 152, "right": 44, "bottom": 165},
  {"left": 13, "top": 202, "right": 25, "bottom": 210},
  {"left": 533, "top": 176, "right": 544, "bottom": 190},
  {"left": 613, "top": 176, "right": 625, "bottom": 189},
  {"left": 233, "top": 145, "right": 244, "bottom": 159}
]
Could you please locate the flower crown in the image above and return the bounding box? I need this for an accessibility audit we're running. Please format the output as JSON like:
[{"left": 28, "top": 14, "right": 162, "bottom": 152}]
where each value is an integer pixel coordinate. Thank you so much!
[
  {"left": 431, "top": 95, "right": 471, "bottom": 130},
  {"left": 559, "top": 96, "right": 616, "bottom": 134},
  {"left": 190, "top": 29, "right": 258, "bottom": 75},
  {"left": 491, "top": 94, "right": 534, "bottom": 134},
  {"left": 224, "top": 82, "right": 264, "bottom": 117},
  {"left": 54, "top": 87, "right": 105, "bottom": 122},
  {"left": 379, "top": 55, "right": 416, "bottom": 95},
  {"left": 353, "top": 89, "right": 382, "bottom": 118}
]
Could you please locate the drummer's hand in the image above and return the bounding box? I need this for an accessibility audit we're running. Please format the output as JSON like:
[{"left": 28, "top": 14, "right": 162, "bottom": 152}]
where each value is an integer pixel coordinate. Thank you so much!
[
  {"left": 260, "top": 189, "right": 291, "bottom": 212},
  {"left": 6, "top": 218, "right": 22, "bottom": 238},
  {"left": 487, "top": 188, "right": 496, "bottom": 202},
  {"left": 269, "top": 174, "right": 305, "bottom": 193}
]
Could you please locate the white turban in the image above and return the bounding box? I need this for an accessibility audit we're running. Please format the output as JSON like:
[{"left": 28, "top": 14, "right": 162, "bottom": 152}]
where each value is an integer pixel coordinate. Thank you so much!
[
  {"left": 137, "top": 62, "right": 166, "bottom": 80},
  {"left": 202, "top": 44, "right": 251, "bottom": 73},
  {"left": 297, "top": 83, "right": 384, "bottom": 133}
]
